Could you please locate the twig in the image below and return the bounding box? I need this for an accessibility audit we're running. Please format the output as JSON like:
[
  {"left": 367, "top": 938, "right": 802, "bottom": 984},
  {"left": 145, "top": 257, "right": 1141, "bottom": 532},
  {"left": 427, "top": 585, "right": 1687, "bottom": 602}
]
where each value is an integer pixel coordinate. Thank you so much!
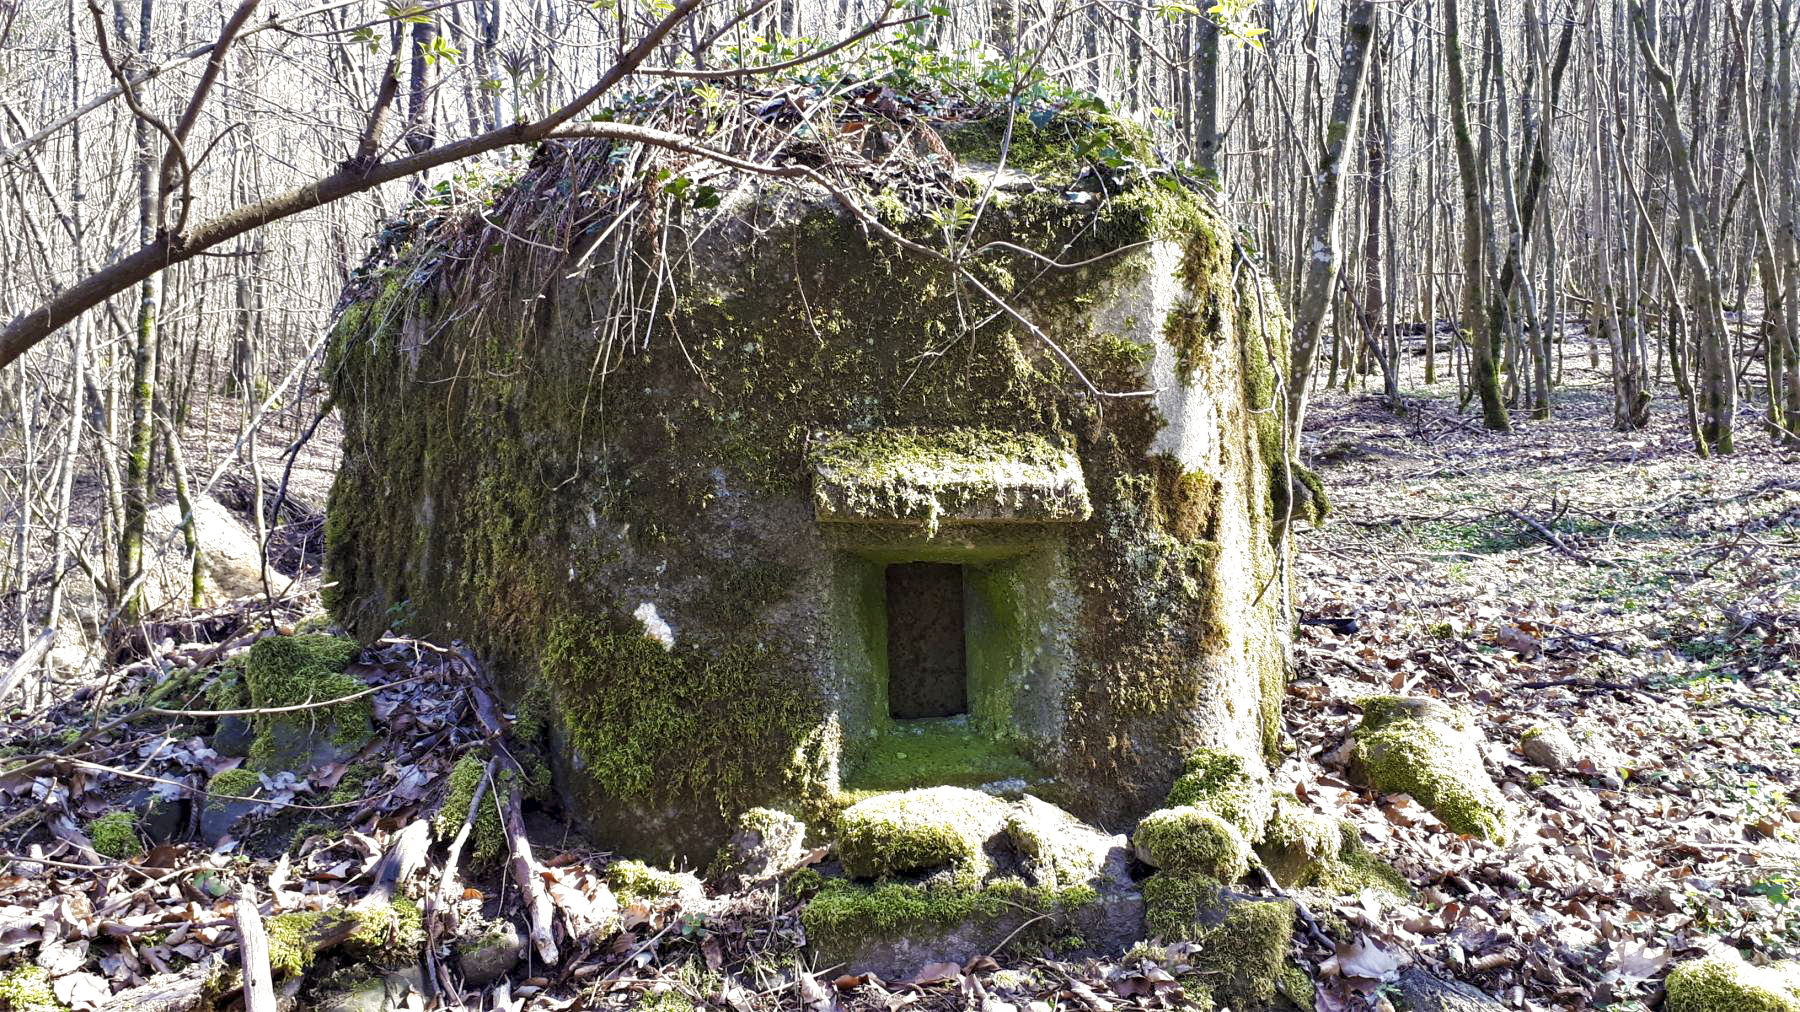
[
  {"left": 0, "top": 626, "right": 56, "bottom": 706},
  {"left": 235, "top": 884, "right": 277, "bottom": 1012},
  {"left": 457, "top": 659, "right": 559, "bottom": 966},
  {"left": 1502, "top": 508, "right": 1609, "bottom": 565}
]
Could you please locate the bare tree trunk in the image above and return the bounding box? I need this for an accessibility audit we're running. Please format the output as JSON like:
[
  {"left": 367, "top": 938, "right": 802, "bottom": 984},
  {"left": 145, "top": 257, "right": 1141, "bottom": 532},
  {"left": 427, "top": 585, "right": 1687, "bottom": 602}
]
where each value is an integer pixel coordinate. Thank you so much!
[
  {"left": 1632, "top": 1, "right": 1737, "bottom": 453},
  {"left": 1285, "top": 0, "right": 1380, "bottom": 438}
]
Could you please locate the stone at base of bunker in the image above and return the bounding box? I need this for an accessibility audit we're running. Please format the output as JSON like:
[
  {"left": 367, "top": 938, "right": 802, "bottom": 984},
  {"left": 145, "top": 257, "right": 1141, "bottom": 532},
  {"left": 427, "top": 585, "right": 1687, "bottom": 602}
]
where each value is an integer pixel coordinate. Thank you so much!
[
  {"left": 722, "top": 808, "right": 809, "bottom": 882},
  {"left": 1350, "top": 696, "right": 1511, "bottom": 842},
  {"left": 802, "top": 848, "right": 1141, "bottom": 982},
  {"left": 803, "top": 790, "right": 1140, "bottom": 979},
  {"left": 323, "top": 102, "right": 1308, "bottom": 864}
]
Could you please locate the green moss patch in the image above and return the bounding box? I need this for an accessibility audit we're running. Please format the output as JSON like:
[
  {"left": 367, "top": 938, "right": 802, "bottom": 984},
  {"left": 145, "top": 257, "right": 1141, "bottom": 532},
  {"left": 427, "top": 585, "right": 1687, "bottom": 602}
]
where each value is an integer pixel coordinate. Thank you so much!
[
  {"left": 1132, "top": 807, "right": 1251, "bottom": 881},
  {"left": 239, "top": 634, "right": 372, "bottom": 771},
  {"left": 436, "top": 755, "right": 506, "bottom": 866},
  {"left": 1165, "top": 747, "right": 1272, "bottom": 840},
  {"left": 800, "top": 876, "right": 1096, "bottom": 945},
  {"left": 836, "top": 786, "right": 1008, "bottom": 880},
  {"left": 844, "top": 718, "right": 1037, "bottom": 793},
  {"left": 938, "top": 109, "right": 1153, "bottom": 180},
  {"left": 1141, "top": 870, "right": 1225, "bottom": 941},
  {"left": 87, "top": 811, "right": 142, "bottom": 860},
  {"left": 606, "top": 860, "right": 700, "bottom": 905},
  {"left": 0, "top": 965, "right": 66, "bottom": 1012},
  {"left": 1665, "top": 955, "right": 1800, "bottom": 1012},
  {"left": 540, "top": 617, "right": 821, "bottom": 812},
  {"left": 1257, "top": 799, "right": 1411, "bottom": 899}
]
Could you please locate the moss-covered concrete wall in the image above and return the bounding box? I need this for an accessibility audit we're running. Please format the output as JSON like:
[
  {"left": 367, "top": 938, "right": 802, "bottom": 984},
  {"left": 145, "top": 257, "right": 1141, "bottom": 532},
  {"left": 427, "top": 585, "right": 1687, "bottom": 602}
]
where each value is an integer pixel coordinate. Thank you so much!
[{"left": 324, "top": 111, "right": 1300, "bottom": 863}]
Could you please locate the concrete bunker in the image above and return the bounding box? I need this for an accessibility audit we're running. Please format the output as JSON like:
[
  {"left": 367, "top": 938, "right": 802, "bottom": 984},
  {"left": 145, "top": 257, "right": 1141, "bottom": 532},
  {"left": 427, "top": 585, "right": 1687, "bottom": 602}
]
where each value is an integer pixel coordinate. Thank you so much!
[{"left": 322, "top": 105, "right": 1317, "bottom": 864}]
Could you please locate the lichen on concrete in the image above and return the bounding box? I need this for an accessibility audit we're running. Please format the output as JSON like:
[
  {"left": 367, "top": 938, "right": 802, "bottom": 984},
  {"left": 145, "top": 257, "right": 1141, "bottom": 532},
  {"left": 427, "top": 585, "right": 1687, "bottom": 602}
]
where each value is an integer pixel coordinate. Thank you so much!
[{"left": 810, "top": 427, "right": 1092, "bottom": 533}]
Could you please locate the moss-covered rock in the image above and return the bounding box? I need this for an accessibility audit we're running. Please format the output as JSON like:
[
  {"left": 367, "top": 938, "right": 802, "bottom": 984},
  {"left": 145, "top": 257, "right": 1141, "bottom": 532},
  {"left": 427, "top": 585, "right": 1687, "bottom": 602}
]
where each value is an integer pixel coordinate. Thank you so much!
[
  {"left": 86, "top": 811, "right": 142, "bottom": 860},
  {"left": 720, "top": 807, "right": 808, "bottom": 881},
  {"left": 1140, "top": 878, "right": 1308, "bottom": 1011},
  {"left": 1352, "top": 697, "right": 1510, "bottom": 842},
  {"left": 1665, "top": 955, "right": 1800, "bottom": 1012},
  {"left": 1003, "top": 794, "right": 1113, "bottom": 891},
  {"left": 801, "top": 876, "right": 1098, "bottom": 979},
  {"left": 1132, "top": 806, "right": 1251, "bottom": 881},
  {"left": 263, "top": 901, "right": 424, "bottom": 981},
  {"left": 836, "top": 786, "right": 1009, "bottom": 880},
  {"left": 1256, "top": 798, "right": 1410, "bottom": 898},
  {"left": 1165, "top": 746, "right": 1273, "bottom": 840},
  {"left": 241, "top": 634, "right": 371, "bottom": 772},
  {"left": 201, "top": 767, "right": 266, "bottom": 842},
  {"left": 455, "top": 918, "right": 526, "bottom": 987},
  {"left": 606, "top": 860, "right": 703, "bottom": 906}
]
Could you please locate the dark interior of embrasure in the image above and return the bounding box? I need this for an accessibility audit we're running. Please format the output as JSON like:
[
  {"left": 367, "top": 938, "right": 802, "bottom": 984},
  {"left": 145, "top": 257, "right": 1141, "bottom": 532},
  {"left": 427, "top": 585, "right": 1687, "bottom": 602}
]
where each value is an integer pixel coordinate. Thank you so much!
[{"left": 885, "top": 562, "right": 968, "bottom": 720}]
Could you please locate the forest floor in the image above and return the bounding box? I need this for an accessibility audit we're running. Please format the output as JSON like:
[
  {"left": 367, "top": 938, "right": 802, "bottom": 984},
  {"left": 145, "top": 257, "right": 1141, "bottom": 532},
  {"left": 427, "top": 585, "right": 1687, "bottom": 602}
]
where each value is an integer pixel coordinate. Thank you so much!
[
  {"left": 0, "top": 348, "right": 1796, "bottom": 1012},
  {"left": 1287, "top": 351, "right": 1800, "bottom": 1008}
]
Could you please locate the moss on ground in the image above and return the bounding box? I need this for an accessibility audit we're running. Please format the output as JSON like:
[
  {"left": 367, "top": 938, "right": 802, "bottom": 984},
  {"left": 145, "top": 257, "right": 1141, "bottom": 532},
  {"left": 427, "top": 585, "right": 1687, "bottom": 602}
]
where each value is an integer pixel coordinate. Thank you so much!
[
  {"left": 836, "top": 787, "right": 1007, "bottom": 880},
  {"left": 1664, "top": 956, "right": 1800, "bottom": 1012},
  {"left": 800, "top": 876, "right": 1096, "bottom": 945},
  {"left": 87, "top": 811, "right": 142, "bottom": 860},
  {"left": 345, "top": 898, "right": 426, "bottom": 968},
  {"left": 606, "top": 860, "right": 700, "bottom": 905},
  {"left": 265, "top": 910, "right": 327, "bottom": 978},
  {"left": 0, "top": 965, "right": 67, "bottom": 1012},
  {"left": 1133, "top": 807, "right": 1251, "bottom": 881},
  {"left": 436, "top": 754, "right": 506, "bottom": 867}
]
